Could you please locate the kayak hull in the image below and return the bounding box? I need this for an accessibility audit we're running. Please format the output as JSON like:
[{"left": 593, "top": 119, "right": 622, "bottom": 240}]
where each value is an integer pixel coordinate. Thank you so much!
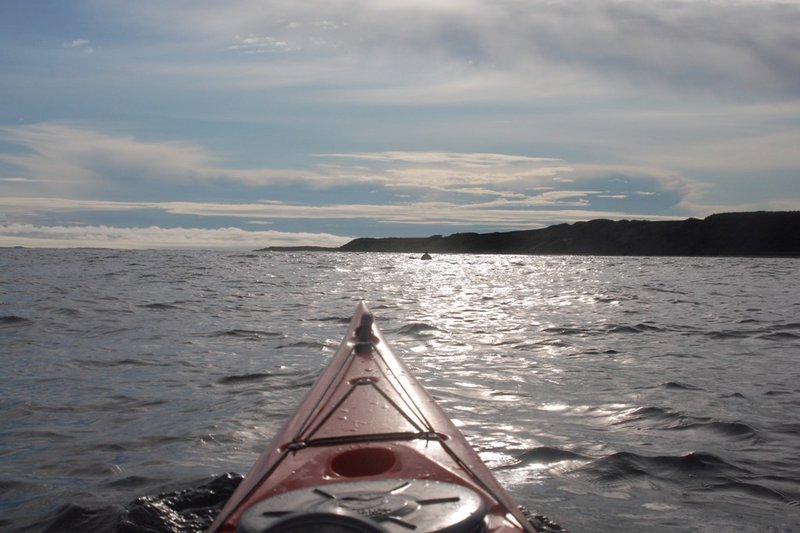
[{"left": 210, "top": 302, "right": 534, "bottom": 532}]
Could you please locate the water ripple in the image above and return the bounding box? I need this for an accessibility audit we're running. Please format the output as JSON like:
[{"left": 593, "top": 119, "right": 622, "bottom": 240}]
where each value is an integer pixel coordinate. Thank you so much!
[{"left": 2, "top": 250, "right": 799, "bottom": 532}]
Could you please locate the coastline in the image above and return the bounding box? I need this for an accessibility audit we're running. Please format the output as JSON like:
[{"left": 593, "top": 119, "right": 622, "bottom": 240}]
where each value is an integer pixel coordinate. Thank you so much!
[{"left": 259, "top": 211, "right": 800, "bottom": 257}]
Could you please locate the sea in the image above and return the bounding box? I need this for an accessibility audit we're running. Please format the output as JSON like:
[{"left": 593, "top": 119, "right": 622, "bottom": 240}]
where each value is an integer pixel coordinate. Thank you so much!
[{"left": 1, "top": 248, "right": 799, "bottom": 532}]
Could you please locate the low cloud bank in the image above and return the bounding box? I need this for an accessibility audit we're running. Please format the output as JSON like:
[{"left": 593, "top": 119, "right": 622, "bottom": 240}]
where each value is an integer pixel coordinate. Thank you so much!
[{"left": 0, "top": 224, "right": 351, "bottom": 250}]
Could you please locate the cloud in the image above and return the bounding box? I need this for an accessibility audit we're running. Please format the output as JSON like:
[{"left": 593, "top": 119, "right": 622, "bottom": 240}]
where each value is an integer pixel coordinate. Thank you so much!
[
  {"left": 93, "top": 0, "right": 800, "bottom": 101},
  {"left": 0, "top": 121, "right": 713, "bottom": 218},
  {"left": 323, "top": 152, "right": 560, "bottom": 167},
  {"left": 0, "top": 123, "right": 213, "bottom": 191},
  {"left": 316, "top": 151, "right": 711, "bottom": 214},
  {"left": 0, "top": 123, "right": 321, "bottom": 192},
  {"left": 0, "top": 195, "right": 682, "bottom": 230},
  {"left": 63, "top": 39, "right": 90, "bottom": 48},
  {"left": 0, "top": 223, "right": 350, "bottom": 250},
  {"left": 62, "top": 38, "right": 94, "bottom": 53},
  {"left": 318, "top": 151, "right": 573, "bottom": 192},
  {"left": 2, "top": 125, "right": 693, "bottom": 206},
  {"left": 0, "top": 196, "right": 156, "bottom": 214},
  {"left": 505, "top": 1, "right": 800, "bottom": 97},
  {"left": 227, "top": 34, "right": 293, "bottom": 54},
  {"left": 2, "top": 120, "right": 791, "bottom": 228},
  {"left": 647, "top": 129, "right": 800, "bottom": 176},
  {"left": 0, "top": 177, "right": 49, "bottom": 183},
  {"left": 2, "top": 190, "right": 794, "bottom": 249}
]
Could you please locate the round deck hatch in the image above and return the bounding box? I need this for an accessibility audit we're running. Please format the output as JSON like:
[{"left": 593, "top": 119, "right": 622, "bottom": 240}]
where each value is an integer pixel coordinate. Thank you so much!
[{"left": 237, "top": 478, "right": 487, "bottom": 533}]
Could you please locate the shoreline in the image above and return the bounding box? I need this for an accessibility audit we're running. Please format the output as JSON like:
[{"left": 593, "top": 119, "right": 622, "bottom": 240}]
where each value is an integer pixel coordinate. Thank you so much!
[{"left": 259, "top": 211, "right": 800, "bottom": 257}]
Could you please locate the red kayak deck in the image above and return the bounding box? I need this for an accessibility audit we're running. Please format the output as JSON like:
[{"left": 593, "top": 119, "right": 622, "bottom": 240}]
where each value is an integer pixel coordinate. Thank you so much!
[{"left": 210, "top": 302, "right": 534, "bottom": 532}]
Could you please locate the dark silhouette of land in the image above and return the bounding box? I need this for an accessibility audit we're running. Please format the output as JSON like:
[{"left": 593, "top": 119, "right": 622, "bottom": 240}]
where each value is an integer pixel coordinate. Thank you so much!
[{"left": 260, "top": 212, "right": 800, "bottom": 257}]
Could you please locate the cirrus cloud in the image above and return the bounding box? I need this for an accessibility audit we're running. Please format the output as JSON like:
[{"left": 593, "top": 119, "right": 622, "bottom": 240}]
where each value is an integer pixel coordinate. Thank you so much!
[{"left": 90, "top": 0, "right": 800, "bottom": 101}]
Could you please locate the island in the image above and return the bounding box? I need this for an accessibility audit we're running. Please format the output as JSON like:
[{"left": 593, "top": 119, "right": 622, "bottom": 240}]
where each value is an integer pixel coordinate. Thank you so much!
[{"left": 260, "top": 211, "right": 800, "bottom": 257}]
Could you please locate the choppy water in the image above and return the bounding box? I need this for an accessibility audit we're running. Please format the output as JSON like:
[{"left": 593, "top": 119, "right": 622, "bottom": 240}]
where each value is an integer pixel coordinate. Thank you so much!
[{"left": 1, "top": 249, "right": 799, "bottom": 532}]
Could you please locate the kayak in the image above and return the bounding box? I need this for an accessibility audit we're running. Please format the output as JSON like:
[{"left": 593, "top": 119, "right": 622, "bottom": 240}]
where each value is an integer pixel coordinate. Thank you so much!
[{"left": 209, "top": 302, "right": 536, "bottom": 532}]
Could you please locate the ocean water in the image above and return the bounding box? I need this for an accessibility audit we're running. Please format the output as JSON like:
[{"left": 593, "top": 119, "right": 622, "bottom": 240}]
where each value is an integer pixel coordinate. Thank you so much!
[{"left": 1, "top": 248, "right": 799, "bottom": 532}]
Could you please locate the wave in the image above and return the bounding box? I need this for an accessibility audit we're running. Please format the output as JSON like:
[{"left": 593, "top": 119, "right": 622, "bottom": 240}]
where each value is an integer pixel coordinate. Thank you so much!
[
  {"left": 541, "top": 326, "right": 585, "bottom": 335},
  {"left": 763, "top": 389, "right": 793, "bottom": 396},
  {"left": 87, "top": 395, "right": 168, "bottom": 412},
  {"left": 702, "top": 322, "right": 800, "bottom": 341},
  {"left": 774, "top": 423, "right": 800, "bottom": 437},
  {"left": 102, "top": 476, "right": 161, "bottom": 490},
  {"left": 32, "top": 473, "right": 242, "bottom": 533},
  {"left": 38, "top": 503, "right": 124, "bottom": 533},
  {"left": 529, "top": 338, "right": 572, "bottom": 348},
  {"left": 510, "top": 446, "right": 589, "bottom": 466},
  {"left": 204, "top": 329, "right": 281, "bottom": 340},
  {"left": 614, "top": 406, "right": 685, "bottom": 425},
  {"left": 578, "top": 450, "right": 747, "bottom": 482},
  {"left": 759, "top": 331, "right": 800, "bottom": 340},
  {"left": 138, "top": 302, "right": 184, "bottom": 310},
  {"left": 0, "top": 315, "right": 31, "bottom": 327},
  {"left": 275, "top": 341, "right": 325, "bottom": 350},
  {"left": 613, "top": 406, "right": 760, "bottom": 442},
  {"left": 674, "top": 421, "right": 760, "bottom": 442},
  {"left": 644, "top": 285, "right": 688, "bottom": 295},
  {"left": 4, "top": 250, "right": 799, "bottom": 532},
  {"left": 541, "top": 323, "right": 664, "bottom": 336},
  {"left": 584, "top": 348, "right": 621, "bottom": 355},
  {"left": 720, "top": 391, "right": 747, "bottom": 399},
  {"left": 0, "top": 478, "right": 45, "bottom": 498},
  {"left": 659, "top": 381, "right": 702, "bottom": 390},
  {"left": 4, "top": 429, "right": 76, "bottom": 442},
  {"left": 50, "top": 307, "right": 83, "bottom": 317},
  {"left": 576, "top": 451, "right": 799, "bottom": 505},
  {"left": 72, "top": 358, "right": 174, "bottom": 368},
  {"left": 395, "top": 322, "right": 446, "bottom": 337},
  {"left": 219, "top": 369, "right": 319, "bottom": 391},
  {"left": 314, "top": 315, "right": 351, "bottom": 323},
  {"left": 217, "top": 372, "right": 273, "bottom": 385},
  {"left": 606, "top": 323, "right": 663, "bottom": 334}
]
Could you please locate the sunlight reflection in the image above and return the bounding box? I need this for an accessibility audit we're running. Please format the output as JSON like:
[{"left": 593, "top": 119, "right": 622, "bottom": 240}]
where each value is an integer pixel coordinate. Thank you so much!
[
  {"left": 605, "top": 405, "right": 642, "bottom": 425},
  {"left": 449, "top": 418, "right": 465, "bottom": 427},
  {"left": 539, "top": 403, "right": 569, "bottom": 411},
  {"left": 500, "top": 468, "right": 548, "bottom": 486},
  {"left": 642, "top": 503, "right": 677, "bottom": 511},
  {"left": 479, "top": 450, "right": 522, "bottom": 469}
]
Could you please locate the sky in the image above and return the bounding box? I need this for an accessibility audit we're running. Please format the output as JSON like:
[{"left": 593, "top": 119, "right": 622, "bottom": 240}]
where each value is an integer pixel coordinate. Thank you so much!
[{"left": 1, "top": 0, "right": 799, "bottom": 249}]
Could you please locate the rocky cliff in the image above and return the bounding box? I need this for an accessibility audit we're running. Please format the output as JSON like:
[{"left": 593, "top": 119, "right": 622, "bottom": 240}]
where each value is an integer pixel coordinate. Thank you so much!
[{"left": 338, "top": 212, "right": 800, "bottom": 256}]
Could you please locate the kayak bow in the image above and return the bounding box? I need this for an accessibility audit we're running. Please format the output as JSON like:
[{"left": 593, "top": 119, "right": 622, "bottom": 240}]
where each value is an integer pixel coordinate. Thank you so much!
[{"left": 210, "top": 302, "right": 535, "bottom": 532}]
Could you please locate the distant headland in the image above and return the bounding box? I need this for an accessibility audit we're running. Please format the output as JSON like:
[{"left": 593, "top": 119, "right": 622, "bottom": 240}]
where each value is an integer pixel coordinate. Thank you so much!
[{"left": 259, "top": 211, "right": 800, "bottom": 257}]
